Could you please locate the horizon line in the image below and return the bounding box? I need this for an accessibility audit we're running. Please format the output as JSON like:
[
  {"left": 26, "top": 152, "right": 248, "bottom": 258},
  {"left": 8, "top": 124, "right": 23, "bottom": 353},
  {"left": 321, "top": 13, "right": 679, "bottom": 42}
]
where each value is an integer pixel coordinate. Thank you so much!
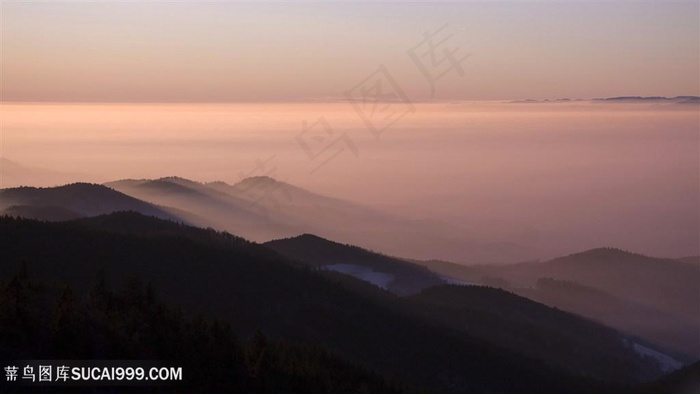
[{"left": 2, "top": 95, "right": 698, "bottom": 105}]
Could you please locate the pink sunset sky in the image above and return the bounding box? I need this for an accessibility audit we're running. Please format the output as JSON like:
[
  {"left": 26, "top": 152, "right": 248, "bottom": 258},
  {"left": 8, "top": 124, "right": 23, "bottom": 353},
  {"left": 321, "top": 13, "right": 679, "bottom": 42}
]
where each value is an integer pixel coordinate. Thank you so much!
[
  {"left": 0, "top": 1, "right": 698, "bottom": 259},
  {"left": 1, "top": 1, "right": 697, "bottom": 102}
]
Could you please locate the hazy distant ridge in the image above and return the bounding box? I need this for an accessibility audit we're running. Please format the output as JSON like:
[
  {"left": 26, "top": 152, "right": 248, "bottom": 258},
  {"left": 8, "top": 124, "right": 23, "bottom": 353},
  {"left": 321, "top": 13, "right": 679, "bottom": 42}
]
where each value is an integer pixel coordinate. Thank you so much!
[{"left": 510, "top": 96, "right": 699, "bottom": 104}]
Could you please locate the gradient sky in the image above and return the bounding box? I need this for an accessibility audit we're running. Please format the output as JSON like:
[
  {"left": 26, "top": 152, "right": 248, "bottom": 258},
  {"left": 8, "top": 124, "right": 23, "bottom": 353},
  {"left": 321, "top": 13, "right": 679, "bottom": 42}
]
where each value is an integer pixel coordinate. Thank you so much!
[{"left": 2, "top": 1, "right": 698, "bottom": 102}]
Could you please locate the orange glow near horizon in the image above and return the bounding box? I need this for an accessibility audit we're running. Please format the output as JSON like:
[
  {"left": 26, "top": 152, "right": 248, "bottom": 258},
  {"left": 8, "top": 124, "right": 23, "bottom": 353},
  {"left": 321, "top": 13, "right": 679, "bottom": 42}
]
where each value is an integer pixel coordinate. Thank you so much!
[{"left": 1, "top": 2, "right": 698, "bottom": 103}]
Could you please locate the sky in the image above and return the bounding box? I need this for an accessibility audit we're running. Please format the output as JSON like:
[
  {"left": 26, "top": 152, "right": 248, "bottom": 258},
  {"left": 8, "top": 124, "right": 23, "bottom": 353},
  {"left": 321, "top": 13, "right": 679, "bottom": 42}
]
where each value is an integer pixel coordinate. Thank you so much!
[
  {"left": 2, "top": 1, "right": 698, "bottom": 102},
  {"left": 0, "top": 2, "right": 698, "bottom": 259}
]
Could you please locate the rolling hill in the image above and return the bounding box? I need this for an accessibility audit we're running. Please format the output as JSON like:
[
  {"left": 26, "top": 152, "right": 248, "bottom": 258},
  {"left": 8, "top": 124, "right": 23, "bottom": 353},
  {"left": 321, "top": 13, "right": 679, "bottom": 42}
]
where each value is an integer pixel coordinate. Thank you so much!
[
  {"left": 0, "top": 213, "right": 665, "bottom": 392},
  {"left": 2, "top": 176, "right": 533, "bottom": 264},
  {"left": 0, "top": 183, "right": 180, "bottom": 221},
  {"left": 107, "top": 176, "right": 532, "bottom": 263},
  {"left": 404, "top": 285, "right": 665, "bottom": 381},
  {"left": 475, "top": 248, "right": 699, "bottom": 322},
  {"left": 265, "top": 234, "right": 445, "bottom": 296},
  {"left": 264, "top": 233, "right": 676, "bottom": 381},
  {"left": 105, "top": 177, "right": 292, "bottom": 241},
  {"left": 436, "top": 248, "right": 700, "bottom": 359}
]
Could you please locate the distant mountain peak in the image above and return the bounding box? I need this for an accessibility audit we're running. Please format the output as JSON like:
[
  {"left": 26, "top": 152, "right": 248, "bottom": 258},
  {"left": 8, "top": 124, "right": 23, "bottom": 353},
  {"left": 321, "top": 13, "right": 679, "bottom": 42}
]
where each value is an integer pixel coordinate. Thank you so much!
[
  {"left": 509, "top": 96, "right": 699, "bottom": 104},
  {"left": 4, "top": 182, "right": 110, "bottom": 196},
  {"left": 155, "top": 176, "right": 202, "bottom": 186},
  {"left": 592, "top": 96, "right": 699, "bottom": 103},
  {"left": 274, "top": 233, "right": 351, "bottom": 249},
  {"left": 297, "top": 233, "right": 330, "bottom": 241},
  {"left": 566, "top": 247, "right": 646, "bottom": 260},
  {"left": 237, "top": 176, "right": 280, "bottom": 185},
  {"left": 232, "top": 176, "right": 291, "bottom": 193},
  {"left": 0, "top": 182, "right": 178, "bottom": 222},
  {"left": 53, "top": 182, "right": 108, "bottom": 191},
  {"left": 3, "top": 182, "right": 111, "bottom": 193},
  {"left": 265, "top": 233, "right": 445, "bottom": 296}
]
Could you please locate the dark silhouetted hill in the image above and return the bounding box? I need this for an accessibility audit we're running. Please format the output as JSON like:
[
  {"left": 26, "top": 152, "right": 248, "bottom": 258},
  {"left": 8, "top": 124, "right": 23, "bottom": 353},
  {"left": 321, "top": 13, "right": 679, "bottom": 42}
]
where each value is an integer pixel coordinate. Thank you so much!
[
  {"left": 0, "top": 270, "right": 407, "bottom": 394},
  {"left": 460, "top": 247, "right": 700, "bottom": 358},
  {"left": 405, "top": 285, "right": 664, "bottom": 382},
  {"left": 0, "top": 183, "right": 179, "bottom": 221},
  {"left": 265, "top": 234, "right": 445, "bottom": 296},
  {"left": 639, "top": 361, "right": 700, "bottom": 394},
  {"left": 2, "top": 204, "right": 82, "bottom": 221},
  {"left": 0, "top": 213, "right": 653, "bottom": 392}
]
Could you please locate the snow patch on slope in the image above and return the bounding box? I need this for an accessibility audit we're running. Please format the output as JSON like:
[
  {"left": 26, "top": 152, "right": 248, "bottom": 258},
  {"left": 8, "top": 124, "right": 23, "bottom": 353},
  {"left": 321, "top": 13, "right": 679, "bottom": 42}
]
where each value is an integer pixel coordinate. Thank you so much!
[{"left": 625, "top": 341, "right": 684, "bottom": 372}]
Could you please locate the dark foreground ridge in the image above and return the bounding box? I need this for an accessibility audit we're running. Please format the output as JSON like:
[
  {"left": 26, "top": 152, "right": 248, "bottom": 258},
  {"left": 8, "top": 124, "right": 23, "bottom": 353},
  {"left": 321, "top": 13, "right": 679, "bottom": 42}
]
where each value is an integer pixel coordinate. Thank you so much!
[{"left": 0, "top": 212, "right": 693, "bottom": 393}]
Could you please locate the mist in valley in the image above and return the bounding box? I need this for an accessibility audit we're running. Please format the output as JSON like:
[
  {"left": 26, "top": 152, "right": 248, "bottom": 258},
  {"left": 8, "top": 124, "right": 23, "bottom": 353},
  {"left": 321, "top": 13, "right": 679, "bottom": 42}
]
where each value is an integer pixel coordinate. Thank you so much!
[{"left": 2, "top": 100, "right": 697, "bottom": 262}]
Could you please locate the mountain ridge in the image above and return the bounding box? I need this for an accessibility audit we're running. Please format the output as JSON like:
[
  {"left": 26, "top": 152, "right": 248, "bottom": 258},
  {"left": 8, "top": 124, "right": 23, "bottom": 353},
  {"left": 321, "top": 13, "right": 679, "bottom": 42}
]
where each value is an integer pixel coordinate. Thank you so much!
[
  {"left": 0, "top": 212, "right": 643, "bottom": 393},
  {"left": 0, "top": 182, "right": 181, "bottom": 222},
  {"left": 265, "top": 233, "right": 445, "bottom": 296}
]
